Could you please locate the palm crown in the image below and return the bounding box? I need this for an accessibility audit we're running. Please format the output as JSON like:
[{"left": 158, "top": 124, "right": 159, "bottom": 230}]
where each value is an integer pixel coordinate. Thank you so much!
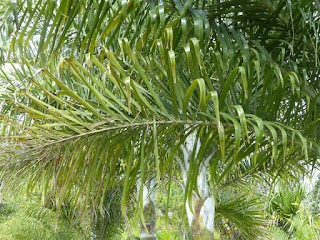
[{"left": 0, "top": 0, "right": 319, "bottom": 237}]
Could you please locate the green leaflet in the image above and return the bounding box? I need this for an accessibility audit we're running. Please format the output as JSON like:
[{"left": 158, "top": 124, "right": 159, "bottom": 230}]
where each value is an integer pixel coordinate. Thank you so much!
[
  {"left": 220, "top": 66, "right": 248, "bottom": 107},
  {"left": 183, "top": 78, "right": 206, "bottom": 118}
]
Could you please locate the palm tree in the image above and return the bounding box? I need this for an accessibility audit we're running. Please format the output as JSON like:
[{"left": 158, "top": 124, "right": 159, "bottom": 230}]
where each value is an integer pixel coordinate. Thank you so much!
[{"left": 0, "top": 0, "right": 319, "bottom": 239}]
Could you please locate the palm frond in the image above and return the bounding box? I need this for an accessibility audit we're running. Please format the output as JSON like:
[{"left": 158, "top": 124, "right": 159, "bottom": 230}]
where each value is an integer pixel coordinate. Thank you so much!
[{"left": 0, "top": 0, "right": 319, "bottom": 236}]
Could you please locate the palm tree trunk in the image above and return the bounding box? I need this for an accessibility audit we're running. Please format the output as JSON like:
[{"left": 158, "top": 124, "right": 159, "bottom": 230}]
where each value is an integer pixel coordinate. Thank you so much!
[
  {"left": 188, "top": 195, "right": 215, "bottom": 239},
  {"left": 181, "top": 133, "right": 215, "bottom": 239},
  {"left": 185, "top": 172, "right": 215, "bottom": 240},
  {"left": 138, "top": 178, "right": 157, "bottom": 240}
]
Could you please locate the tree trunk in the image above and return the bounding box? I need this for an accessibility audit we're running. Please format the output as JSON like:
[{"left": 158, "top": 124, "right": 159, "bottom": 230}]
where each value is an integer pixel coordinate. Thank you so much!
[
  {"left": 181, "top": 133, "right": 215, "bottom": 239},
  {"left": 138, "top": 178, "right": 157, "bottom": 240},
  {"left": 189, "top": 196, "right": 215, "bottom": 240}
]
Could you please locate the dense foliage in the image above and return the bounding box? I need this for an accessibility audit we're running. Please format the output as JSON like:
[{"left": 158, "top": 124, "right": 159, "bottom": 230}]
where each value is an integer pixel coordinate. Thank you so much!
[{"left": 0, "top": 0, "right": 319, "bottom": 239}]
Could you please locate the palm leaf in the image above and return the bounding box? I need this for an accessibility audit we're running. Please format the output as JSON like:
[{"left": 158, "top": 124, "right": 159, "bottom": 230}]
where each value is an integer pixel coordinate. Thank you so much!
[{"left": 0, "top": 0, "right": 319, "bottom": 235}]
